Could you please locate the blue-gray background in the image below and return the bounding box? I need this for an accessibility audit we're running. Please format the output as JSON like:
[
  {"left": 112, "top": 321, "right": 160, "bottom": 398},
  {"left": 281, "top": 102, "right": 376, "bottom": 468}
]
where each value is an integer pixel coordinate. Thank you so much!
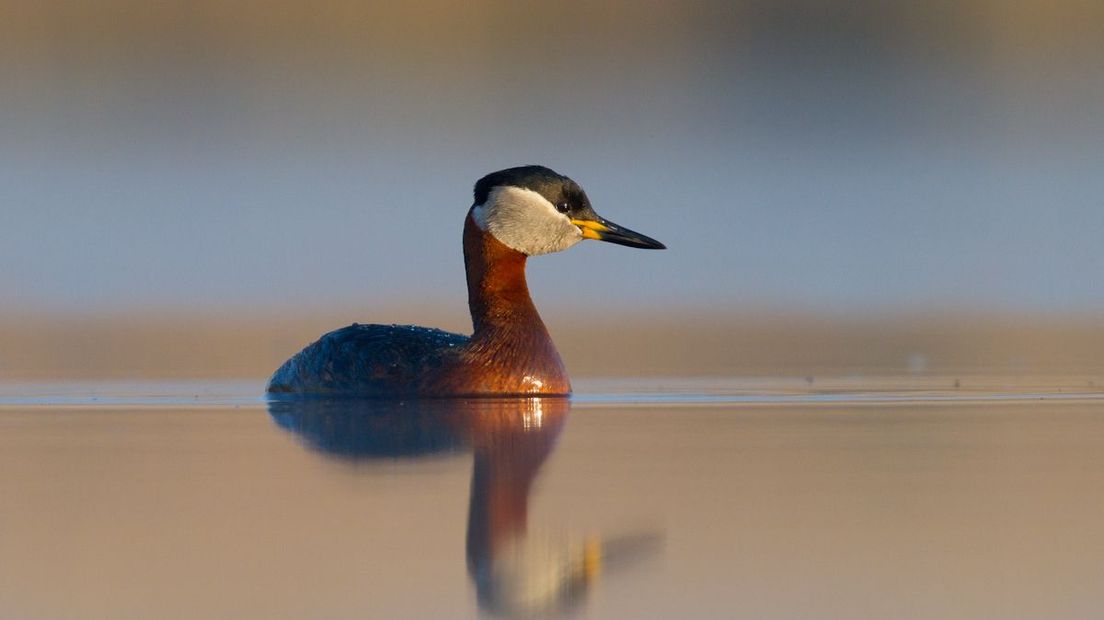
[{"left": 3, "top": 1, "right": 1102, "bottom": 316}]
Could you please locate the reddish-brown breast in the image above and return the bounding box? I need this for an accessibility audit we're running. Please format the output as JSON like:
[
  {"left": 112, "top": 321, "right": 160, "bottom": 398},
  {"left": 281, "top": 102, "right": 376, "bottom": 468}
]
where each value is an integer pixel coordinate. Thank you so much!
[{"left": 420, "top": 214, "right": 571, "bottom": 396}]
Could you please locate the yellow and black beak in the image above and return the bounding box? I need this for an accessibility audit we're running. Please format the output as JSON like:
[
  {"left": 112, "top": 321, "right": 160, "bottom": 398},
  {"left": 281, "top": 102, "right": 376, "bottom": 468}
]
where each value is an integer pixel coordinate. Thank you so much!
[{"left": 571, "top": 216, "right": 666, "bottom": 250}]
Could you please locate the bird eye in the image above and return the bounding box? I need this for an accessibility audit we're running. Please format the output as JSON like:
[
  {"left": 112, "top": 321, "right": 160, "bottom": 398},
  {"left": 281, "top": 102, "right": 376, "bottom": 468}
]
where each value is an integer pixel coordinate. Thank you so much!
[{"left": 556, "top": 201, "right": 570, "bottom": 214}]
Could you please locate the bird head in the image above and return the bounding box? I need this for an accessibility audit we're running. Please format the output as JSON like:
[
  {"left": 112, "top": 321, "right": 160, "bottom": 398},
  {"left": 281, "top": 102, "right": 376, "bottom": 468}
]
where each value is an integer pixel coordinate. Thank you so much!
[{"left": 470, "top": 165, "right": 666, "bottom": 256}]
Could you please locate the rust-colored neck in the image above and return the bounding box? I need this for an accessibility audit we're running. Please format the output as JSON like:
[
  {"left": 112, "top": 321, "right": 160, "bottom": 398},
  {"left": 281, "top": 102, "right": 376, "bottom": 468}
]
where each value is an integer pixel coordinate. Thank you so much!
[
  {"left": 454, "top": 212, "right": 570, "bottom": 395},
  {"left": 463, "top": 213, "right": 541, "bottom": 337}
]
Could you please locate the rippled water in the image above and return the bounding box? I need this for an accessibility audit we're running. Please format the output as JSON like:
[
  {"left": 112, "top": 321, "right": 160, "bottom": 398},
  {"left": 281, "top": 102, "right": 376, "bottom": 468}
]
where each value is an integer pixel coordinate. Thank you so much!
[{"left": 2, "top": 379, "right": 1103, "bottom": 619}]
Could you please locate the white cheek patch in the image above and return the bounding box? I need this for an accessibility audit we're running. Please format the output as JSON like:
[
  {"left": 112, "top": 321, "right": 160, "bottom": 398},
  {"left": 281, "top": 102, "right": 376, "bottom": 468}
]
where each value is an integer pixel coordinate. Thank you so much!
[{"left": 471, "top": 186, "right": 583, "bottom": 256}]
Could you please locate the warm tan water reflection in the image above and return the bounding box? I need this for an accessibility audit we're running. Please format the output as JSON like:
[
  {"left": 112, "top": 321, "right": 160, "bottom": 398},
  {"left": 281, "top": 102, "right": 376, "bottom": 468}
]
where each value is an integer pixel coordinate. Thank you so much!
[
  {"left": 2, "top": 394, "right": 1104, "bottom": 619},
  {"left": 268, "top": 397, "right": 658, "bottom": 616}
]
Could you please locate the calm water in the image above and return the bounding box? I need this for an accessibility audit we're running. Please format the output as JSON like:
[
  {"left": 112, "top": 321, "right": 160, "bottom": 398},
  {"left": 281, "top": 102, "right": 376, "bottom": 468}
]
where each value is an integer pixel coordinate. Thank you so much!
[{"left": 2, "top": 380, "right": 1104, "bottom": 620}]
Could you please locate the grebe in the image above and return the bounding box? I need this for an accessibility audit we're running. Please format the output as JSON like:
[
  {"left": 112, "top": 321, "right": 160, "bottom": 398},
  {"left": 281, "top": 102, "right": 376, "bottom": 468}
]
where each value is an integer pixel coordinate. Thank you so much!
[{"left": 266, "top": 165, "right": 665, "bottom": 397}]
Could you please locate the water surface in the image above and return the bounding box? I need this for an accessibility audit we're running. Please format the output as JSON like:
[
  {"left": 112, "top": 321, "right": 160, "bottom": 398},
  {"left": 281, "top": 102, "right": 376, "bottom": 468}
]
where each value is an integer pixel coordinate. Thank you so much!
[{"left": 2, "top": 380, "right": 1103, "bottom": 619}]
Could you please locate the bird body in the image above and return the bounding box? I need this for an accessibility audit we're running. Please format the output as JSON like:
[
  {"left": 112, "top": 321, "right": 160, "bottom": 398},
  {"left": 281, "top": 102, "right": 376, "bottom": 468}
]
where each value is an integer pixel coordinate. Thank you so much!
[{"left": 267, "top": 165, "right": 663, "bottom": 397}]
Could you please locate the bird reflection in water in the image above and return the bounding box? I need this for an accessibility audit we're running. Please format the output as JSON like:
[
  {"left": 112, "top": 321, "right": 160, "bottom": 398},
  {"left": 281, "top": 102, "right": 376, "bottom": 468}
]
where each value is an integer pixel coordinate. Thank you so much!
[{"left": 266, "top": 396, "right": 660, "bottom": 617}]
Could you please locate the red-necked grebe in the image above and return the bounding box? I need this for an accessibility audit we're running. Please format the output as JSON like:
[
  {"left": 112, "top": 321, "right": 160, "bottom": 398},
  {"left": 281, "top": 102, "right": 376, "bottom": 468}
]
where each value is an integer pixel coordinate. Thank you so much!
[{"left": 266, "top": 165, "right": 665, "bottom": 396}]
